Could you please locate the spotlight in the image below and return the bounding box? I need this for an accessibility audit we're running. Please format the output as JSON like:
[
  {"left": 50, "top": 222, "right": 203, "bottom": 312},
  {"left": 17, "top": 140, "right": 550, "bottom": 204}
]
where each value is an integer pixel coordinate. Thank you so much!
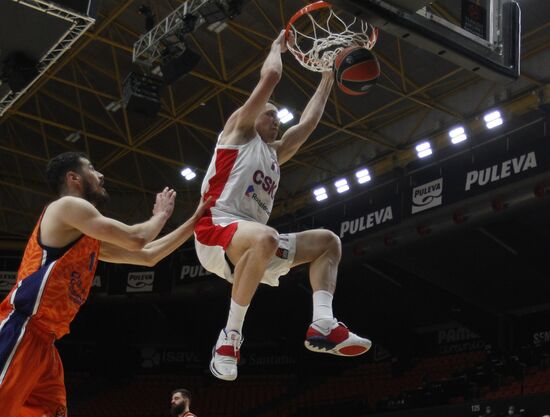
[
  {"left": 181, "top": 167, "right": 197, "bottom": 181},
  {"left": 313, "top": 187, "right": 328, "bottom": 202},
  {"left": 449, "top": 126, "right": 468, "bottom": 144},
  {"left": 277, "top": 108, "right": 294, "bottom": 124},
  {"left": 207, "top": 21, "right": 228, "bottom": 33},
  {"left": 105, "top": 100, "right": 122, "bottom": 112},
  {"left": 334, "top": 178, "right": 350, "bottom": 194},
  {"left": 484, "top": 110, "right": 503, "bottom": 129},
  {"left": 355, "top": 168, "right": 371, "bottom": 184},
  {"left": 415, "top": 141, "right": 432, "bottom": 158},
  {"left": 65, "top": 131, "right": 81, "bottom": 143}
]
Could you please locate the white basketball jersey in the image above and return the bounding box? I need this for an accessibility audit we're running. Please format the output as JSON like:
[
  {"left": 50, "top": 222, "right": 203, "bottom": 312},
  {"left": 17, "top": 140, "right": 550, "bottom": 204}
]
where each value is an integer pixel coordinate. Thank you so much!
[{"left": 201, "top": 134, "right": 280, "bottom": 225}]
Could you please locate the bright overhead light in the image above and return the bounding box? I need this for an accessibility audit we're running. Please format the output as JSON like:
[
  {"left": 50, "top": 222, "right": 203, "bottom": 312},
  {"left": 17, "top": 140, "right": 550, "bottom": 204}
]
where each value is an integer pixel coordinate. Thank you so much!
[
  {"left": 484, "top": 110, "right": 501, "bottom": 122},
  {"left": 151, "top": 66, "right": 163, "bottom": 76},
  {"left": 207, "top": 21, "right": 228, "bottom": 33},
  {"left": 313, "top": 186, "right": 328, "bottom": 202},
  {"left": 355, "top": 168, "right": 371, "bottom": 184},
  {"left": 334, "top": 178, "right": 350, "bottom": 193},
  {"left": 486, "top": 118, "right": 503, "bottom": 129},
  {"left": 449, "top": 126, "right": 467, "bottom": 144},
  {"left": 484, "top": 110, "right": 503, "bottom": 129},
  {"left": 415, "top": 141, "right": 432, "bottom": 158},
  {"left": 65, "top": 131, "right": 81, "bottom": 143},
  {"left": 180, "top": 167, "right": 197, "bottom": 181},
  {"left": 105, "top": 100, "right": 122, "bottom": 112},
  {"left": 277, "top": 108, "right": 294, "bottom": 124},
  {"left": 313, "top": 187, "right": 327, "bottom": 196}
]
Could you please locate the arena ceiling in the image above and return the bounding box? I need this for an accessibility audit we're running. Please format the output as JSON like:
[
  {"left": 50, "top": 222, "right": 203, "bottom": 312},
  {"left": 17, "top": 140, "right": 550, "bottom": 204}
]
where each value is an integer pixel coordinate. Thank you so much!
[{"left": 1, "top": 0, "right": 550, "bottom": 244}]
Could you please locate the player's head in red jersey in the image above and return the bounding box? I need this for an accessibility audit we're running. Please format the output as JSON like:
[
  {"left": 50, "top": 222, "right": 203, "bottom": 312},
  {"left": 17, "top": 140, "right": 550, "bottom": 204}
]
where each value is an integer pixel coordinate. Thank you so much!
[{"left": 170, "top": 388, "right": 192, "bottom": 417}]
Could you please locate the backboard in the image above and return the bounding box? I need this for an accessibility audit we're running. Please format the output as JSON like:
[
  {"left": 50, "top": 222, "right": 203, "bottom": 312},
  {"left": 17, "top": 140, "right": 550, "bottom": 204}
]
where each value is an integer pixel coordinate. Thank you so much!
[{"left": 330, "top": 0, "right": 521, "bottom": 82}]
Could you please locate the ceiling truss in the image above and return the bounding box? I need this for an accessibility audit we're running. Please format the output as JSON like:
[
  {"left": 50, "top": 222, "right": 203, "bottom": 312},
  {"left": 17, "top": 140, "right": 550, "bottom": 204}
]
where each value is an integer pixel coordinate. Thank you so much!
[{"left": 1, "top": 0, "right": 549, "bottom": 240}]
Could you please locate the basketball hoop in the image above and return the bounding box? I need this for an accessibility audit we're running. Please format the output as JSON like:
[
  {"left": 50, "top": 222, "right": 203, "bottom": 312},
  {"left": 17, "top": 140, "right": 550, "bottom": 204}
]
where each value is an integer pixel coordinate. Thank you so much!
[{"left": 285, "top": 1, "right": 378, "bottom": 72}]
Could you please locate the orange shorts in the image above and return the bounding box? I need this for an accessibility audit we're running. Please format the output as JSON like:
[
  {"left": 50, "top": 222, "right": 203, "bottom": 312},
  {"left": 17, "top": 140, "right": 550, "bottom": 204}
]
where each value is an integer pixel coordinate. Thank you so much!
[{"left": 0, "top": 312, "right": 66, "bottom": 417}]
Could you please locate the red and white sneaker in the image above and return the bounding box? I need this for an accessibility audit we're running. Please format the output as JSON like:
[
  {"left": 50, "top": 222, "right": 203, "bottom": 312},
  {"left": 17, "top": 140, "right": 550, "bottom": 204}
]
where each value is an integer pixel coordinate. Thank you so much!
[
  {"left": 304, "top": 320, "right": 372, "bottom": 356},
  {"left": 209, "top": 329, "right": 243, "bottom": 381}
]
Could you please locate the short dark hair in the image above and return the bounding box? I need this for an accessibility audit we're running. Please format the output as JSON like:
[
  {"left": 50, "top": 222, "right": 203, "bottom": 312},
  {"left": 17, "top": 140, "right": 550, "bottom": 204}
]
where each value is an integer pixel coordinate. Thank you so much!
[
  {"left": 46, "top": 152, "right": 88, "bottom": 194},
  {"left": 172, "top": 388, "right": 191, "bottom": 403}
]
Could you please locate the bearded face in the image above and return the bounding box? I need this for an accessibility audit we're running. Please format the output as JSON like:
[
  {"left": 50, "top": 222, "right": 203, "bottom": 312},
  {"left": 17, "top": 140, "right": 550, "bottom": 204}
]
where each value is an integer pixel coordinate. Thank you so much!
[
  {"left": 170, "top": 402, "right": 186, "bottom": 416},
  {"left": 81, "top": 174, "right": 109, "bottom": 207}
]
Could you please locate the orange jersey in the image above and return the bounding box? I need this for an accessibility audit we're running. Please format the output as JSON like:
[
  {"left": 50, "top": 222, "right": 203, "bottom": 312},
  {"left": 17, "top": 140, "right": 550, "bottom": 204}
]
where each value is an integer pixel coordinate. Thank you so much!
[{"left": 0, "top": 209, "right": 100, "bottom": 339}]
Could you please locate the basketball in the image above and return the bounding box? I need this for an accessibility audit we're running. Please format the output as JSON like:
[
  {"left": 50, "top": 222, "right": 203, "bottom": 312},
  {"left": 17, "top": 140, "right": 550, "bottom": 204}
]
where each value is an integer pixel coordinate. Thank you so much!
[{"left": 334, "top": 46, "right": 380, "bottom": 96}]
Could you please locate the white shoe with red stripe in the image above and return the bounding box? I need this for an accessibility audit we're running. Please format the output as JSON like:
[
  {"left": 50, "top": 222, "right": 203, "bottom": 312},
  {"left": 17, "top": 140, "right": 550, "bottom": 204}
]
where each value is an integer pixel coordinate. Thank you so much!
[
  {"left": 209, "top": 329, "right": 243, "bottom": 381},
  {"left": 304, "top": 320, "right": 372, "bottom": 356}
]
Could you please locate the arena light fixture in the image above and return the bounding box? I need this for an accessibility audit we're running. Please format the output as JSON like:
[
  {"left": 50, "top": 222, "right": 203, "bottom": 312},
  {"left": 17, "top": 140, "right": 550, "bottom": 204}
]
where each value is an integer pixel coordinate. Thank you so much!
[
  {"left": 484, "top": 110, "right": 503, "bottom": 129},
  {"left": 105, "top": 100, "right": 122, "bottom": 112},
  {"left": 277, "top": 108, "right": 294, "bottom": 124},
  {"left": 334, "top": 178, "right": 350, "bottom": 193},
  {"left": 207, "top": 21, "right": 228, "bottom": 33},
  {"left": 313, "top": 186, "right": 328, "bottom": 202},
  {"left": 415, "top": 141, "right": 432, "bottom": 158},
  {"left": 449, "top": 126, "right": 468, "bottom": 144},
  {"left": 355, "top": 168, "right": 371, "bottom": 184},
  {"left": 180, "top": 167, "right": 197, "bottom": 181},
  {"left": 65, "top": 131, "right": 81, "bottom": 143}
]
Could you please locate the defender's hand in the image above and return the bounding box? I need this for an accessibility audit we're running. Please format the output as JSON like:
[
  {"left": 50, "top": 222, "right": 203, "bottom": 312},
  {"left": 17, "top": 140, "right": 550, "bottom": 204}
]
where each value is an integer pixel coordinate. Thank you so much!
[
  {"left": 153, "top": 187, "right": 176, "bottom": 219},
  {"left": 192, "top": 196, "right": 212, "bottom": 221}
]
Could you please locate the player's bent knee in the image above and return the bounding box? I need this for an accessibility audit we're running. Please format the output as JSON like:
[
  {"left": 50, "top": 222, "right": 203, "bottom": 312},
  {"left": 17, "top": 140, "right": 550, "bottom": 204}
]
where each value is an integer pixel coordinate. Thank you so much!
[
  {"left": 255, "top": 229, "right": 279, "bottom": 257},
  {"left": 323, "top": 230, "right": 342, "bottom": 257}
]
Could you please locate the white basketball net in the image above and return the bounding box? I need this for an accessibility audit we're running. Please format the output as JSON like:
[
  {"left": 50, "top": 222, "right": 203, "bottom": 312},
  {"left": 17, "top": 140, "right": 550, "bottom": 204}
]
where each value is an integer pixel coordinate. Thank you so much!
[{"left": 287, "top": 7, "right": 378, "bottom": 72}]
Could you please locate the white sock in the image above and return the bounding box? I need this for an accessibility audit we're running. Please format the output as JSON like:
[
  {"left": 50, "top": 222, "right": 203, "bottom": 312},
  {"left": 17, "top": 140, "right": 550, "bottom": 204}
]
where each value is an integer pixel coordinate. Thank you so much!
[
  {"left": 312, "top": 290, "right": 334, "bottom": 327},
  {"left": 225, "top": 299, "right": 249, "bottom": 335}
]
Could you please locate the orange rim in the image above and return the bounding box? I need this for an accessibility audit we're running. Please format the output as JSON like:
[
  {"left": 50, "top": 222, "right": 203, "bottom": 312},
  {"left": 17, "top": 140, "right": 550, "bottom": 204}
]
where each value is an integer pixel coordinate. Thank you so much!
[{"left": 284, "top": 1, "right": 332, "bottom": 41}]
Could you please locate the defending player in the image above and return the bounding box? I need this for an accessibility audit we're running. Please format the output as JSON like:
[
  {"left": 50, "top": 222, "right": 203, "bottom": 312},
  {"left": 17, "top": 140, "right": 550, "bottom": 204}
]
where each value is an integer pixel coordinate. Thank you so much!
[{"left": 0, "top": 152, "right": 208, "bottom": 417}]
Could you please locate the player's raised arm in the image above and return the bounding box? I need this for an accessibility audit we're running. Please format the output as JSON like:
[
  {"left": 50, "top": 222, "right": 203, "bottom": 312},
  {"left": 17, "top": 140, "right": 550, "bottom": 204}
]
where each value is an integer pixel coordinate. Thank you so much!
[
  {"left": 221, "top": 30, "right": 287, "bottom": 144},
  {"left": 99, "top": 197, "right": 211, "bottom": 266},
  {"left": 52, "top": 188, "right": 175, "bottom": 251},
  {"left": 275, "top": 71, "right": 333, "bottom": 165}
]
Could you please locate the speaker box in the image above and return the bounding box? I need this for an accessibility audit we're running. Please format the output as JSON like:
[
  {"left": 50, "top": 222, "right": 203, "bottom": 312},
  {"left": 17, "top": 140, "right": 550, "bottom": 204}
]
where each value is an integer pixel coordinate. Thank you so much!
[
  {"left": 1, "top": 53, "right": 38, "bottom": 93},
  {"left": 122, "top": 72, "right": 163, "bottom": 117},
  {"left": 161, "top": 49, "right": 201, "bottom": 85}
]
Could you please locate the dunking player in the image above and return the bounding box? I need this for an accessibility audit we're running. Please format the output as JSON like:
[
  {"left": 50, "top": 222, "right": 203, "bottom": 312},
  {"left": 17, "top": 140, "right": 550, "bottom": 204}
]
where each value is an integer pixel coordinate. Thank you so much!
[
  {"left": 0, "top": 152, "right": 208, "bottom": 417},
  {"left": 194, "top": 31, "right": 372, "bottom": 381}
]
